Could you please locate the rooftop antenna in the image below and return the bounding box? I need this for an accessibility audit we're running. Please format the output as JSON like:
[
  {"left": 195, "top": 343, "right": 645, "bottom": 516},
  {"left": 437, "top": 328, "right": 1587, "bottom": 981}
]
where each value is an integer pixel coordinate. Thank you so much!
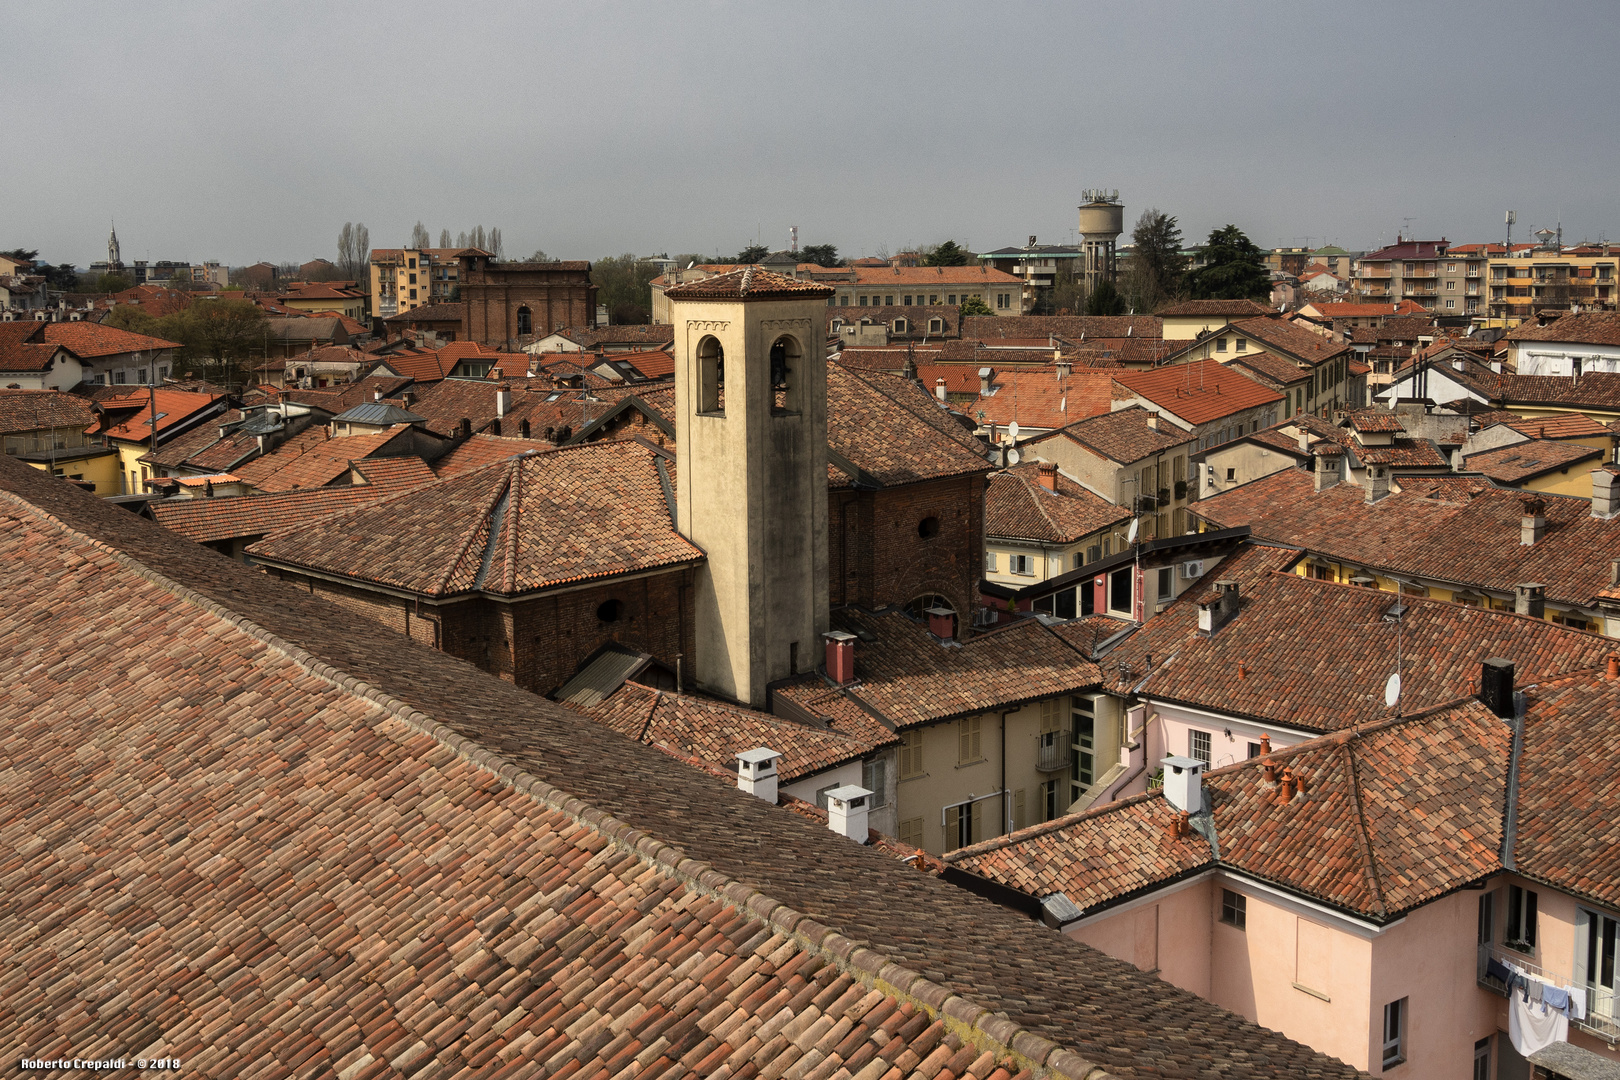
[
  {"left": 1505, "top": 210, "right": 1516, "bottom": 251},
  {"left": 790, "top": 225, "right": 798, "bottom": 253}
]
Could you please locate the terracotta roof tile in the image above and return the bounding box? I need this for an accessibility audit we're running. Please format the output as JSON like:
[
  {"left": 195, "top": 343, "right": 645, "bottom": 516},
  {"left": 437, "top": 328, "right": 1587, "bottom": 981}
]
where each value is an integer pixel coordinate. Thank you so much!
[
  {"left": 1043, "top": 404, "right": 1196, "bottom": 464},
  {"left": 664, "top": 268, "right": 836, "bottom": 300},
  {"left": 984, "top": 463, "right": 1131, "bottom": 543},
  {"left": 248, "top": 441, "right": 702, "bottom": 597},
  {"left": 233, "top": 424, "right": 416, "bottom": 493},
  {"left": 151, "top": 467, "right": 438, "bottom": 545},
  {"left": 1196, "top": 467, "right": 1620, "bottom": 608},
  {"left": 0, "top": 453, "right": 1368, "bottom": 1079},
  {"left": 1464, "top": 441, "right": 1602, "bottom": 484},
  {"left": 1505, "top": 311, "right": 1620, "bottom": 348},
  {"left": 1113, "top": 359, "right": 1284, "bottom": 426},
  {"left": 39, "top": 321, "right": 182, "bottom": 358},
  {"left": 827, "top": 367, "right": 990, "bottom": 487},
  {"left": 95, "top": 389, "right": 228, "bottom": 442},
  {"left": 850, "top": 266, "right": 1022, "bottom": 286},
  {"left": 1156, "top": 299, "right": 1273, "bottom": 318},
  {"left": 0, "top": 323, "right": 64, "bottom": 372},
  {"left": 916, "top": 365, "right": 1116, "bottom": 431},
  {"left": 0, "top": 388, "right": 96, "bottom": 435}
]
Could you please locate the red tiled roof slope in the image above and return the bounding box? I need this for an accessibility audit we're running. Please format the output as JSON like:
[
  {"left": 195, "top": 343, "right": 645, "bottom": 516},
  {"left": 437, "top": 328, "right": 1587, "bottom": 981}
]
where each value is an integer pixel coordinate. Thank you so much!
[{"left": 985, "top": 462, "right": 1130, "bottom": 543}]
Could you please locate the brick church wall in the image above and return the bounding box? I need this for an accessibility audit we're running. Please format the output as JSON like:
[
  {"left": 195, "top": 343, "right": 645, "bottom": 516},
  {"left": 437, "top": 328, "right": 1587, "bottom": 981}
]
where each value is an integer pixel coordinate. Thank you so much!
[{"left": 459, "top": 255, "right": 599, "bottom": 349}]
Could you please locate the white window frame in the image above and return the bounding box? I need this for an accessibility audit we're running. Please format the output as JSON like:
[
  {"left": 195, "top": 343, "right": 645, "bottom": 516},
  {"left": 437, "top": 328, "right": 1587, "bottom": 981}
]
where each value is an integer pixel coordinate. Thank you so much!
[
  {"left": 1189, "top": 728, "right": 1212, "bottom": 765},
  {"left": 1382, "top": 998, "right": 1406, "bottom": 1069}
]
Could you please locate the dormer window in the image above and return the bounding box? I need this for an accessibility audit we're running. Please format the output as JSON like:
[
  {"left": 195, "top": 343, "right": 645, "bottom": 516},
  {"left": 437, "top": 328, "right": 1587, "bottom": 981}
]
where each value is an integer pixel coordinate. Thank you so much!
[
  {"left": 928, "top": 317, "right": 944, "bottom": 334},
  {"left": 893, "top": 318, "right": 907, "bottom": 333}
]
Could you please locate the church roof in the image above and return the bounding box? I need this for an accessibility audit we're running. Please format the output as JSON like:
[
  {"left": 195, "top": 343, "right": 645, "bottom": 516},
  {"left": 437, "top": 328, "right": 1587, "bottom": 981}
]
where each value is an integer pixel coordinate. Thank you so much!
[{"left": 663, "top": 267, "right": 836, "bottom": 300}]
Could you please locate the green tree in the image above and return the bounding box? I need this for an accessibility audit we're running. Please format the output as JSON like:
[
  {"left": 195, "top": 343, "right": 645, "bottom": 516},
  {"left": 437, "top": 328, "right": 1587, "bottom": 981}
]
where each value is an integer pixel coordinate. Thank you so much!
[
  {"left": 958, "top": 295, "right": 994, "bottom": 317},
  {"left": 103, "top": 305, "right": 159, "bottom": 334},
  {"left": 93, "top": 272, "right": 133, "bottom": 293},
  {"left": 735, "top": 244, "right": 769, "bottom": 264},
  {"left": 527, "top": 248, "right": 551, "bottom": 263},
  {"left": 164, "top": 298, "right": 269, "bottom": 389},
  {"left": 922, "top": 240, "right": 971, "bottom": 266},
  {"left": 1085, "top": 279, "right": 1127, "bottom": 316},
  {"left": 1187, "top": 225, "right": 1270, "bottom": 301},
  {"left": 1125, "top": 209, "right": 1187, "bottom": 311},
  {"left": 799, "top": 243, "right": 842, "bottom": 268},
  {"left": 592, "top": 254, "right": 661, "bottom": 324},
  {"left": 1, "top": 247, "right": 39, "bottom": 262}
]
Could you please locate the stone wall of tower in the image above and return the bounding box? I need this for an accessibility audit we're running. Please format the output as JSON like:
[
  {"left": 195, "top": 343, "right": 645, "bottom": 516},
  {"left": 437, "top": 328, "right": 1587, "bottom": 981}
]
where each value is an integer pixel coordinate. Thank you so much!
[{"left": 671, "top": 293, "right": 830, "bottom": 707}]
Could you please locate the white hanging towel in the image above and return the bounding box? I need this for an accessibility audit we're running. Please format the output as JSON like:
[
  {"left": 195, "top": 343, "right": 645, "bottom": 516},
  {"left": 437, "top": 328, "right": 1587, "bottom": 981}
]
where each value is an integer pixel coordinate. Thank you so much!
[{"left": 1510, "top": 994, "right": 1569, "bottom": 1058}]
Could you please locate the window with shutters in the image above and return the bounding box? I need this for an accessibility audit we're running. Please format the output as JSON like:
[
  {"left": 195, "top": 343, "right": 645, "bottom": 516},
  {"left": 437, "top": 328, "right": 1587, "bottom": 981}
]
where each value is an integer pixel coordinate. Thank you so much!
[
  {"left": 899, "top": 730, "right": 924, "bottom": 778},
  {"left": 898, "top": 817, "right": 924, "bottom": 849},
  {"left": 944, "top": 798, "right": 984, "bottom": 850},
  {"left": 862, "top": 758, "right": 887, "bottom": 808},
  {"left": 958, "top": 717, "right": 983, "bottom": 764},
  {"left": 984, "top": 552, "right": 998, "bottom": 572}
]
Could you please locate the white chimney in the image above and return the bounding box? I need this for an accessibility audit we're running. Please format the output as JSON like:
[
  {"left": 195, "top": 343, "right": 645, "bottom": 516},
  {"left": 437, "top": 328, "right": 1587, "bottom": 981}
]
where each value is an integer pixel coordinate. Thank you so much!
[
  {"left": 1592, "top": 470, "right": 1620, "bottom": 519},
  {"left": 1161, "top": 756, "right": 1204, "bottom": 814},
  {"left": 496, "top": 383, "right": 512, "bottom": 418},
  {"left": 374, "top": 389, "right": 383, "bottom": 401},
  {"left": 1146, "top": 412, "right": 1159, "bottom": 431},
  {"left": 935, "top": 378, "right": 947, "bottom": 402},
  {"left": 978, "top": 366, "right": 994, "bottom": 396},
  {"left": 825, "top": 784, "right": 872, "bottom": 842},
  {"left": 735, "top": 747, "right": 782, "bottom": 803}
]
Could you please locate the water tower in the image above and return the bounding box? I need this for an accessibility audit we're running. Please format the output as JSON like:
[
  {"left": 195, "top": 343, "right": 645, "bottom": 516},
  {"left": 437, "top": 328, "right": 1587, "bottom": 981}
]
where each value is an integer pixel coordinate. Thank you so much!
[{"left": 1078, "top": 189, "right": 1124, "bottom": 293}]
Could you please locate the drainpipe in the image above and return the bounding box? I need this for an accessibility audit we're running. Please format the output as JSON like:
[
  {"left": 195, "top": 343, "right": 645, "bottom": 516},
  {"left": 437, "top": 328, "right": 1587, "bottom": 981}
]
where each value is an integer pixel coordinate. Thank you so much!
[{"left": 1001, "top": 709, "right": 1010, "bottom": 834}]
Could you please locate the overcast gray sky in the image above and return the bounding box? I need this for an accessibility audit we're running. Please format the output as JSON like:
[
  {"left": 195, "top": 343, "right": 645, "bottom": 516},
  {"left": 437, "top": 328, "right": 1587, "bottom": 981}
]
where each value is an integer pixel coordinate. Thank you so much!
[{"left": 10, "top": 1, "right": 1620, "bottom": 268}]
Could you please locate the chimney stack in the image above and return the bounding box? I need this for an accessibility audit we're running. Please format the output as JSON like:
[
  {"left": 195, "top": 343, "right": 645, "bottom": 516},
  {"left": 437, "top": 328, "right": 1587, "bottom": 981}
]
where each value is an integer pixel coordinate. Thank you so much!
[
  {"left": 1480, "top": 658, "right": 1516, "bottom": 719},
  {"left": 1037, "top": 463, "right": 1058, "bottom": 491},
  {"left": 1296, "top": 427, "right": 1310, "bottom": 453},
  {"left": 735, "top": 747, "right": 782, "bottom": 803},
  {"left": 374, "top": 389, "right": 383, "bottom": 402},
  {"left": 1161, "top": 756, "right": 1204, "bottom": 814},
  {"left": 824, "top": 630, "right": 857, "bottom": 684},
  {"left": 456, "top": 417, "right": 472, "bottom": 440},
  {"left": 1197, "top": 580, "right": 1241, "bottom": 635},
  {"left": 519, "top": 418, "right": 531, "bottom": 439},
  {"left": 1217, "top": 580, "right": 1240, "bottom": 620},
  {"left": 1276, "top": 768, "right": 1298, "bottom": 803},
  {"left": 1514, "top": 582, "right": 1546, "bottom": 619},
  {"left": 1259, "top": 734, "right": 1272, "bottom": 755},
  {"left": 496, "top": 382, "right": 512, "bottom": 418},
  {"left": 1520, "top": 496, "right": 1547, "bottom": 545},
  {"left": 1315, "top": 449, "right": 1340, "bottom": 493},
  {"left": 1364, "top": 463, "right": 1390, "bottom": 504},
  {"left": 1056, "top": 359, "right": 1072, "bottom": 378},
  {"left": 1146, "top": 412, "right": 1159, "bottom": 431},
  {"left": 925, "top": 606, "right": 956, "bottom": 640},
  {"left": 1592, "top": 470, "right": 1620, "bottom": 519},
  {"left": 978, "top": 366, "right": 994, "bottom": 396},
  {"left": 935, "top": 378, "right": 947, "bottom": 402},
  {"left": 825, "top": 785, "right": 873, "bottom": 843},
  {"left": 1608, "top": 655, "right": 1619, "bottom": 680}
]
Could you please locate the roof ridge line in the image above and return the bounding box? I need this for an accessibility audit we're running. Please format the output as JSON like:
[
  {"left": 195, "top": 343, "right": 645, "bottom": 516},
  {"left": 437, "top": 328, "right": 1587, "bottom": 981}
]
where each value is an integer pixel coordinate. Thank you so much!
[
  {"left": 1340, "top": 742, "right": 1389, "bottom": 917},
  {"left": 500, "top": 452, "right": 523, "bottom": 594},
  {"left": 0, "top": 486, "right": 1112, "bottom": 1080}
]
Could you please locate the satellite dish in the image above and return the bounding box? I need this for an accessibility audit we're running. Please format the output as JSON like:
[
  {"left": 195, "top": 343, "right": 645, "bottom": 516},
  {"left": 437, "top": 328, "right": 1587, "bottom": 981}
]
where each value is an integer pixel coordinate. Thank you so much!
[
  {"left": 1007, "top": 448, "right": 1022, "bottom": 465},
  {"left": 1008, "top": 421, "right": 1020, "bottom": 438},
  {"left": 1384, "top": 673, "right": 1402, "bottom": 708},
  {"left": 1127, "top": 518, "right": 1139, "bottom": 543}
]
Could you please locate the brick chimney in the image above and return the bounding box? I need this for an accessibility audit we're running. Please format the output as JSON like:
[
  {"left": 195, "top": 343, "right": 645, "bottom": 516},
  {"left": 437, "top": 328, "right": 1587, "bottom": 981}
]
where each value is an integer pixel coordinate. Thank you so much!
[
  {"left": 1364, "top": 463, "right": 1390, "bottom": 504},
  {"left": 1161, "top": 756, "right": 1204, "bottom": 814},
  {"left": 825, "top": 785, "right": 872, "bottom": 843},
  {"left": 1480, "top": 657, "right": 1515, "bottom": 719},
  {"left": 1514, "top": 582, "right": 1546, "bottom": 618},
  {"left": 1520, "top": 496, "right": 1547, "bottom": 545},
  {"left": 1037, "top": 463, "right": 1058, "bottom": 491},
  {"left": 1592, "top": 470, "right": 1620, "bottom": 519},
  {"left": 926, "top": 606, "right": 956, "bottom": 640},
  {"left": 735, "top": 747, "right": 782, "bottom": 803},
  {"left": 824, "top": 630, "right": 856, "bottom": 684}
]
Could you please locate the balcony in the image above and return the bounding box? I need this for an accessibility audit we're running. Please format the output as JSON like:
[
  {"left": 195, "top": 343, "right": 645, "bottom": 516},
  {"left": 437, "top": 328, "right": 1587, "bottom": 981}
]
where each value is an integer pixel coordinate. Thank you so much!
[
  {"left": 1037, "top": 733, "right": 1072, "bottom": 772},
  {"left": 1477, "top": 942, "right": 1620, "bottom": 1044}
]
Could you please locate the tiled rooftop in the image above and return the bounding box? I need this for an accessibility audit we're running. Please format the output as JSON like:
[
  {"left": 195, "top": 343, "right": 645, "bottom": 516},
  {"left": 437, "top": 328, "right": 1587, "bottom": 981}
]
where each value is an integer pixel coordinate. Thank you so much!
[
  {"left": 0, "top": 454, "right": 1367, "bottom": 1079},
  {"left": 1506, "top": 311, "right": 1620, "bottom": 347},
  {"left": 1195, "top": 467, "right": 1620, "bottom": 608},
  {"left": 151, "top": 465, "right": 437, "bottom": 545},
  {"left": 1156, "top": 299, "right": 1273, "bottom": 319},
  {"left": 1464, "top": 440, "right": 1602, "bottom": 484},
  {"left": 39, "top": 321, "right": 182, "bottom": 358},
  {"left": 233, "top": 424, "right": 415, "bottom": 493},
  {"left": 776, "top": 609, "right": 1103, "bottom": 731},
  {"left": 95, "top": 389, "right": 227, "bottom": 442},
  {"left": 949, "top": 698, "right": 1510, "bottom": 922},
  {"left": 0, "top": 323, "right": 65, "bottom": 372},
  {"left": 664, "top": 267, "right": 836, "bottom": 300},
  {"left": 961, "top": 314, "right": 1162, "bottom": 342},
  {"left": 248, "top": 440, "right": 702, "bottom": 598},
  {"left": 1113, "top": 359, "right": 1284, "bottom": 426},
  {"left": 0, "top": 388, "right": 96, "bottom": 435},
  {"left": 827, "top": 366, "right": 990, "bottom": 487},
  {"left": 1046, "top": 404, "right": 1197, "bottom": 465},
  {"left": 915, "top": 364, "right": 1116, "bottom": 431},
  {"left": 570, "top": 680, "right": 894, "bottom": 783},
  {"left": 985, "top": 462, "right": 1131, "bottom": 543}
]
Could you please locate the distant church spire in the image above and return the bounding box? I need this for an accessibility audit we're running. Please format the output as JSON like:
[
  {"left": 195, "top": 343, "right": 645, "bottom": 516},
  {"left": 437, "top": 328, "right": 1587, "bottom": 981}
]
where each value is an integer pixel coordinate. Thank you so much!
[{"left": 108, "top": 222, "right": 121, "bottom": 268}]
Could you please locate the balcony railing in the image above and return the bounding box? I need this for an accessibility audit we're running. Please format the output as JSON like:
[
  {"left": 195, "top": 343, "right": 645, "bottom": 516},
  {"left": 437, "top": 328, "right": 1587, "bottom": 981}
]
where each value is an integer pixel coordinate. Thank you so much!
[
  {"left": 1037, "top": 734, "right": 1072, "bottom": 773},
  {"left": 1477, "top": 942, "right": 1620, "bottom": 1044}
]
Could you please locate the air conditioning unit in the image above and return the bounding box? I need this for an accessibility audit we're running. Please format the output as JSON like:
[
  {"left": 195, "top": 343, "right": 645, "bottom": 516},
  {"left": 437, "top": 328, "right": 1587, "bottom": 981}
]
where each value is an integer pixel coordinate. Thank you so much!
[{"left": 1181, "top": 559, "right": 1206, "bottom": 579}]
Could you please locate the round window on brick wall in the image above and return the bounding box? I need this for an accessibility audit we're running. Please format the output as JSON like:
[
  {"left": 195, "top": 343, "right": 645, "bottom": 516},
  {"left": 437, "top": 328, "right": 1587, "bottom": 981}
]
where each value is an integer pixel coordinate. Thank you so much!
[
  {"left": 917, "top": 516, "right": 940, "bottom": 539},
  {"left": 597, "top": 599, "right": 623, "bottom": 623}
]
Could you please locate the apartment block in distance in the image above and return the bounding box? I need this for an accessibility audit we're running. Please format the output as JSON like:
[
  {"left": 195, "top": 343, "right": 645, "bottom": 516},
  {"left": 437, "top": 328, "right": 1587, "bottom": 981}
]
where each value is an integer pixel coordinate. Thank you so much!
[{"left": 368, "top": 247, "right": 471, "bottom": 319}]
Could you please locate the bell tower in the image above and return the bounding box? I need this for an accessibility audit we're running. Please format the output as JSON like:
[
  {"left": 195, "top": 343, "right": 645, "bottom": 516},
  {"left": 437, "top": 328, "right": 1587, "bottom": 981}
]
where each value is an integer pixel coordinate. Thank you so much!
[
  {"left": 668, "top": 268, "right": 833, "bottom": 707},
  {"left": 108, "top": 222, "right": 121, "bottom": 268}
]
